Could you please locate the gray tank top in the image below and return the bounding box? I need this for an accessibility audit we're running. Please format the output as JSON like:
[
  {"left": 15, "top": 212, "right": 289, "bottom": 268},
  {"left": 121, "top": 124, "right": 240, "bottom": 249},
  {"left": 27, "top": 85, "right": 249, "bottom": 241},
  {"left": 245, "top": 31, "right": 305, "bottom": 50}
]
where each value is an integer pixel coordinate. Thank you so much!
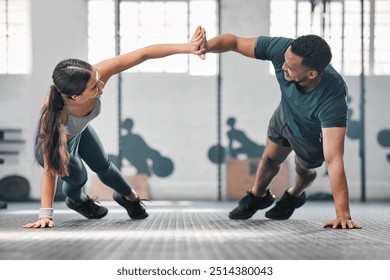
[{"left": 63, "top": 97, "right": 101, "bottom": 137}]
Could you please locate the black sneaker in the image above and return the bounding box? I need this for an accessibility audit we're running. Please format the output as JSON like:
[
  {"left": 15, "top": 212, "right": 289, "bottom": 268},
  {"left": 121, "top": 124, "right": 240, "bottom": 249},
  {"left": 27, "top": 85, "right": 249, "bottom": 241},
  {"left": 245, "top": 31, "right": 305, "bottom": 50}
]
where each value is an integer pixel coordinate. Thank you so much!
[
  {"left": 113, "top": 192, "right": 148, "bottom": 219},
  {"left": 265, "top": 190, "right": 307, "bottom": 220},
  {"left": 229, "top": 189, "right": 275, "bottom": 219},
  {"left": 65, "top": 196, "right": 108, "bottom": 219}
]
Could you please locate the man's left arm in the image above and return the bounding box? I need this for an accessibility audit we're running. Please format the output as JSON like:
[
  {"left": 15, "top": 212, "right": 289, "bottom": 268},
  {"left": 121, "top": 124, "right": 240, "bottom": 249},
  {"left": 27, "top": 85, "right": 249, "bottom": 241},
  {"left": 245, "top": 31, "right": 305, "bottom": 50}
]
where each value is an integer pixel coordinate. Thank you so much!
[{"left": 322, "top": 127, "right": 361, "bottom": 229}]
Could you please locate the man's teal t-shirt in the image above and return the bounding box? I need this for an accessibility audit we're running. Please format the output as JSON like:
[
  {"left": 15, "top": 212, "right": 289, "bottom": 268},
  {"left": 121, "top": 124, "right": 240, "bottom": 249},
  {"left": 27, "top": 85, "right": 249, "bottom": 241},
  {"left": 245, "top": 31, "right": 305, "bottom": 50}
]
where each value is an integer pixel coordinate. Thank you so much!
[{"left": 254, "top": 36, "right": 348, "bottom": 142}]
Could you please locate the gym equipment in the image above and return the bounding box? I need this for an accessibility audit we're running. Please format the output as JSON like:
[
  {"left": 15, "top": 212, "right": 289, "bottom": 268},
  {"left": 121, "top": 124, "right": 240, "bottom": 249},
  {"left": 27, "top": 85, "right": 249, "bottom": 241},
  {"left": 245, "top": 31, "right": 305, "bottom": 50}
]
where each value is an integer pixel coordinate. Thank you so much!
[{"left": 0, "top": 175, "right": 30, "bottom": 201}]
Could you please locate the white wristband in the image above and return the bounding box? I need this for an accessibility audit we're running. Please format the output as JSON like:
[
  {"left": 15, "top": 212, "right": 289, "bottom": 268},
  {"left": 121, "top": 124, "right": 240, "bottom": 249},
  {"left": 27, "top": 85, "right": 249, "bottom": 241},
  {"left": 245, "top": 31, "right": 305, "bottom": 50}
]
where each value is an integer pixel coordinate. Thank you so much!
[{"left": 39, "top": 208, "right": 53, "bottom": 220}]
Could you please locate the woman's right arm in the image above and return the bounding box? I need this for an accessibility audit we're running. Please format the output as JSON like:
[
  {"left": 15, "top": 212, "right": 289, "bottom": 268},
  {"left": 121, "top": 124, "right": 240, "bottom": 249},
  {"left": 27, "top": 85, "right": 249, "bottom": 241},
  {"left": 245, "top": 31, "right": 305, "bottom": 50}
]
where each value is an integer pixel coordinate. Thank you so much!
[
  {"left": 23, "top": 163, "right": 57, "bottom": 228},
  {"left": 23, "top": 99, "right": 57, "bottom": 228},
  {"left": 95, "top": 26, "right": 206, "bottom": 84}
]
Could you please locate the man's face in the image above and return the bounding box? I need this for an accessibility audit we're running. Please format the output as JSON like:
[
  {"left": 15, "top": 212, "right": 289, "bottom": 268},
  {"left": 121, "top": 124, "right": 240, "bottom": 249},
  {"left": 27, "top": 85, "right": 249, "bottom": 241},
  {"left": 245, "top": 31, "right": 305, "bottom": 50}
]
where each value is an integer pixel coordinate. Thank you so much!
[{"left": 282, "top": 46, "right": 311, "bottom": 84}]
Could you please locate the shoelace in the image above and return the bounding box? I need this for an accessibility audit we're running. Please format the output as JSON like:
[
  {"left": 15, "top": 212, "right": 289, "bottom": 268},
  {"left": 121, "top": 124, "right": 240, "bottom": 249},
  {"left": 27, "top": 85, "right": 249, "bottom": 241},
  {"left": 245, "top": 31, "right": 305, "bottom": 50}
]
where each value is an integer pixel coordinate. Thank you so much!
[
  {"left": 126, "top": 198, "right": 150, "bottom": 207},
  {"left": 129, "top": 199, "right": 150, "bottom": 216},
  {"left": 138, "top": 198, "right": 151, "bottom": 208},
  {"left": 86, "top": 196, "right": 104, "bottom": 209}
]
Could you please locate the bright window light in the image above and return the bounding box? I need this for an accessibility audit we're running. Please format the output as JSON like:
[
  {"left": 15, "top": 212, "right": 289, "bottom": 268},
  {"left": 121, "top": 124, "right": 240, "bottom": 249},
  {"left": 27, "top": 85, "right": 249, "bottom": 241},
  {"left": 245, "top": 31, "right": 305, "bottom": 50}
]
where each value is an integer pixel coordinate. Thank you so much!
[
  {"left": 0, "top": 0, "right": 31, "bottom": 74},
  {"left": 88, "top": 0, "right": 218, "bottom": 76}
]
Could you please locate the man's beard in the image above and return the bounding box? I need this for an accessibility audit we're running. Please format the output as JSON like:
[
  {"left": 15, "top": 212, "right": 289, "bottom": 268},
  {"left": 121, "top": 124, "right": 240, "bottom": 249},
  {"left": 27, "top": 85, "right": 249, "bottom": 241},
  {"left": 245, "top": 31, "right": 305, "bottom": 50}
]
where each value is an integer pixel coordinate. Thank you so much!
[{"left": 284, "top": 71, "right": 309, "bottom": 84}]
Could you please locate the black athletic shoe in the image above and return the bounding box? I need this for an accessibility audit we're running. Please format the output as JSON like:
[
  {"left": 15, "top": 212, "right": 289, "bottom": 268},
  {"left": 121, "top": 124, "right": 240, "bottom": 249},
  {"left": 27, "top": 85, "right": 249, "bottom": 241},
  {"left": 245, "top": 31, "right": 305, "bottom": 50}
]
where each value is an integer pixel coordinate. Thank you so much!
[
  {"left": 113, "top": 192, "right": 149, "bottom": 219},
  {"left": 265, "top": 190, "right": 307, "bottom": 220},
  {"left": 65, "top": 196, "right": 108, "bottom": 219},
  {"left": 229, "top": 189, "right": 275, "bottom": 219}
]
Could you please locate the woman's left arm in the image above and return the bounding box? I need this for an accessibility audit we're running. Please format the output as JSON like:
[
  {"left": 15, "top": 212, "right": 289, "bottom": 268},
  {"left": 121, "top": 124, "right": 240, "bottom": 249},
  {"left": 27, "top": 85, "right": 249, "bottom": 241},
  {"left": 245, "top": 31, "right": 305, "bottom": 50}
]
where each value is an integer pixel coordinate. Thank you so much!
[{"left": 95, "top": 26, "right": 205, "bottom": 83}]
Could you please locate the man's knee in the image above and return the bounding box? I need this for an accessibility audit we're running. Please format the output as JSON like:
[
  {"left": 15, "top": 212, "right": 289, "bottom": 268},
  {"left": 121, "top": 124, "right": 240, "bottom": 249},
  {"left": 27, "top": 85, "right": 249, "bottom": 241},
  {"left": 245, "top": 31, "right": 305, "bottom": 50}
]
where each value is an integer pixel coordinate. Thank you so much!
[
  {"left": 261, "top": 155, "right": 284, "bottom": 170},
  {"left": 295, "top": 157, "right": 317, "bottom": 180}
]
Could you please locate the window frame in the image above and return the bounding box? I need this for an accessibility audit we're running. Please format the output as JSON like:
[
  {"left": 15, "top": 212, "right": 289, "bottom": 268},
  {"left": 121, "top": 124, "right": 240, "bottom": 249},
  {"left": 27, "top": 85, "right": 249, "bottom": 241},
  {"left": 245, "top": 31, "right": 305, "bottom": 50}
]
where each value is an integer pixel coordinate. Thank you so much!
[
  {"left": 270, "top": 0, "right": 389, "bottom": 76},
  {"left": 87, "top": 0, "right": 218, "bottom": 76}
]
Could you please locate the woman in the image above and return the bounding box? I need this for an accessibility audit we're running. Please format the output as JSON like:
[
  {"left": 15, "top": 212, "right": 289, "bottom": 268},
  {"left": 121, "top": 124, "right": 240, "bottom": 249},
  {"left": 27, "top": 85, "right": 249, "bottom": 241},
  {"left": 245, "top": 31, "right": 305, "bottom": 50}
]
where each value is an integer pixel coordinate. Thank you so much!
[{"left": 23, "top": 27, "right": 206, "bottom": 228}]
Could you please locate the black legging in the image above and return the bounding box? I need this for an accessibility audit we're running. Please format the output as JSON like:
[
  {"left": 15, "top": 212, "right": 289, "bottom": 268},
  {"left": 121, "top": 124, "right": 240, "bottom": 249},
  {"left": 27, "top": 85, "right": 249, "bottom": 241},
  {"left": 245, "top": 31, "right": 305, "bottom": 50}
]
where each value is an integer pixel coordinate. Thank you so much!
[{"left": 37, "top": 125, "right": 133, "bottom": 202}]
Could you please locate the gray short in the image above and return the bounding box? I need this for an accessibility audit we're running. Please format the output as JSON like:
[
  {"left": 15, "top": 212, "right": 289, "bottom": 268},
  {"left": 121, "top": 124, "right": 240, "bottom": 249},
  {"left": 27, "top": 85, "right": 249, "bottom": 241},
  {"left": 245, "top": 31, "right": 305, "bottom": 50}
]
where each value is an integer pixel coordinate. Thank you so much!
[{"left": 267, "top": 105, "right": 324, "bottom": 169}]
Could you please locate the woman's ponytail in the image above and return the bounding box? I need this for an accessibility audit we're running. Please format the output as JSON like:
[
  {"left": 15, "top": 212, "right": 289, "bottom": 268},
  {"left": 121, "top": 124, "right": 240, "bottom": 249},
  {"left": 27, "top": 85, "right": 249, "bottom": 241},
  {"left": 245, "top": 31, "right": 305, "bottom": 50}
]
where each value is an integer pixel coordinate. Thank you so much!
[{"left": 38, "top": 85, "right": 70, "bottom": 177}]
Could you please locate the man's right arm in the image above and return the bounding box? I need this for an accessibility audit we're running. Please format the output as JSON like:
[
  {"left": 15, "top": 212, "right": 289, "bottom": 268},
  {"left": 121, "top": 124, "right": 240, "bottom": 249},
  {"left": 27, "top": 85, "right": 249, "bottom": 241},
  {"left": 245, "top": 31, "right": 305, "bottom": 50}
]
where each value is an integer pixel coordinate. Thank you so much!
[{"left": 206, "top": 34, "right": 258, "bottom": 58}]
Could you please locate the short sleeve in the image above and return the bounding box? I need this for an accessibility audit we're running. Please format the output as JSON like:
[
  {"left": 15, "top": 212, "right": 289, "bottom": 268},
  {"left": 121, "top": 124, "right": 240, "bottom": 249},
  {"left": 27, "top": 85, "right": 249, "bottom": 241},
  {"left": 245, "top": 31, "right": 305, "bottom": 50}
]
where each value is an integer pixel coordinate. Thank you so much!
[
  {"left": 319, "top": 94, "right": 348, "bottom": 128},
  {"left": 254, "top": 36, "right": 294, "bottom": 68}
]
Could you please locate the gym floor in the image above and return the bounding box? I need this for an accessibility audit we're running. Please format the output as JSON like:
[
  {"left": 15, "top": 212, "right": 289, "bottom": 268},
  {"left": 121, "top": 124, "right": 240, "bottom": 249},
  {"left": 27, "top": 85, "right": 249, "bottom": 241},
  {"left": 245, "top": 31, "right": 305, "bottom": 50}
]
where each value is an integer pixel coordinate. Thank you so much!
[{"left": 1, "top": 200, "right": 390, "bottom": 260}]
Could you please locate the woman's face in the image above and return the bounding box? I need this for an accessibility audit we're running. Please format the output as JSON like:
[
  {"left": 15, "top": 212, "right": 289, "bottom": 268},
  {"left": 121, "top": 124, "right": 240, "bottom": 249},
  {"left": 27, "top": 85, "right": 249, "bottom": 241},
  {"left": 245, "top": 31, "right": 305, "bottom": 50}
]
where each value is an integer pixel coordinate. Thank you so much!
[{"left": 81, "top": 68, "right": 105, "bottom": 98}]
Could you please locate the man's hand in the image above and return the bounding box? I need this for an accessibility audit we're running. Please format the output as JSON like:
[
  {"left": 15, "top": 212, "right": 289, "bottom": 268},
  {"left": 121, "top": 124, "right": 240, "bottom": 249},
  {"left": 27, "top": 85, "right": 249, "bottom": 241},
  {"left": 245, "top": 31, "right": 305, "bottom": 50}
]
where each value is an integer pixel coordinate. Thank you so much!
[
  {"left": 198, "top": 27, "right": 207, "bottom": 60},
  {"left": 323, "top": 218, "right": 361, "bottom": 229},
  {"left": 23, "top": 218, "right": 54, "bottom": 229},
  {"left": 189, "top": 26, "right": 206, "bottom": 57}
]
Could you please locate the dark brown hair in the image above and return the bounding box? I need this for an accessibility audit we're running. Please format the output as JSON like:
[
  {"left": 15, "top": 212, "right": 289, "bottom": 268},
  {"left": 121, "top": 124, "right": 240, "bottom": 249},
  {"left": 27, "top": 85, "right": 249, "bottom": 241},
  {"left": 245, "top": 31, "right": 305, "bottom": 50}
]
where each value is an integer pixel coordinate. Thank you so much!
[{"left": 37, "top": 58, "right": 92, "bottom": 176}]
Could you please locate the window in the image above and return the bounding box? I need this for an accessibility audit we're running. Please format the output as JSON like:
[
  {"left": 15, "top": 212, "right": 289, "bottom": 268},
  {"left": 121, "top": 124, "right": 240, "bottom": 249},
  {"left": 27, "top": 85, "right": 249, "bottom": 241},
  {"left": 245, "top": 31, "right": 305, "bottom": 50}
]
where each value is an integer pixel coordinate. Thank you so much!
[
  {"left": 87, "top": 0, "right": 115, "bottom": 66},
  {"left": 374, "top": 0, "right": 390, "bottom": 74},
  {"left": 270, "top": 0, "right": 390, "bottom": 76},
  {"left": 88, "top": 0, "right": 218, "bottom": 76},
  {"left": 0, "top": 0, "right": 31, "bottom": 74}
]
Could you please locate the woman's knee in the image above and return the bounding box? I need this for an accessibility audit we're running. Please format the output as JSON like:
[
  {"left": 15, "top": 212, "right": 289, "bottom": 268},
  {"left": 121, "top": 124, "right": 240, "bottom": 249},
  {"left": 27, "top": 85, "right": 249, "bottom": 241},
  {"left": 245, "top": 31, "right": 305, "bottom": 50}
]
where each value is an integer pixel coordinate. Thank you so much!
[
  {"left": 61, "top": 174, "right": 88, "bottom": 189},
  {"left": 63, "top": 162, "right": 88, "bottom": 187},
  {"left": 61, "top": 180, "right": 87, "bottom": 201}
]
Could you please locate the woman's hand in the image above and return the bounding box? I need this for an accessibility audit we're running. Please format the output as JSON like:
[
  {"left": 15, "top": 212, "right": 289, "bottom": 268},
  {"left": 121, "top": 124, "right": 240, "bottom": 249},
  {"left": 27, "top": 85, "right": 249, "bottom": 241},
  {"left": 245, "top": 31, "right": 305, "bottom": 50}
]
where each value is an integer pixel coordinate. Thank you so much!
[{"left": 23, "top": 218, "right": 54, "bottom": 229}]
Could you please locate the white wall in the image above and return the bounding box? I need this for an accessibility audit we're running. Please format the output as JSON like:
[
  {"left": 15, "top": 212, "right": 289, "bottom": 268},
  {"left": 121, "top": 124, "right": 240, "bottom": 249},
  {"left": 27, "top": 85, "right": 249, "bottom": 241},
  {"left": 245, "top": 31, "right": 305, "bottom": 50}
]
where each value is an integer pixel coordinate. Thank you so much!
[
  {"left": 1, "top": 0, "right": 389, "bottom": 201},
  {"left": 0, "top": 0, "right": 88, "bottom": 199}
]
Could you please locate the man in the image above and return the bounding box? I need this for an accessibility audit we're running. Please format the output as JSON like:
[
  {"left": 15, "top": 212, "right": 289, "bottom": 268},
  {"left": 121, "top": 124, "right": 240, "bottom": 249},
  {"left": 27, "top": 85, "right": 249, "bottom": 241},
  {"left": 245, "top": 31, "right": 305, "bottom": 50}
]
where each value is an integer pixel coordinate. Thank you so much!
[{"left": 201, "top": 32, "right": 361, "bottom": 229}]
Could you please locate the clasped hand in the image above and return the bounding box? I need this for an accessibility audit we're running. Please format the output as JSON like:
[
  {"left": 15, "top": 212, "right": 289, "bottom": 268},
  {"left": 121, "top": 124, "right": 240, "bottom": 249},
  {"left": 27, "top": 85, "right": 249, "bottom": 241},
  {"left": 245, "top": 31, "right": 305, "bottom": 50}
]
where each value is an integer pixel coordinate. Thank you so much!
[{"left": 189, "top": 26, "right": 207, "bottom": 60}]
